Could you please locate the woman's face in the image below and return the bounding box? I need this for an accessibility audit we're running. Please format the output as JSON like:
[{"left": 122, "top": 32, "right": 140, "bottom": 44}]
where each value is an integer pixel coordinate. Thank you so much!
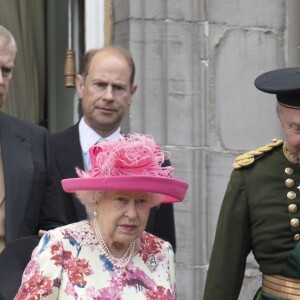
[{"left": 95, "top": 191, "right": 152, "bottom": 248}]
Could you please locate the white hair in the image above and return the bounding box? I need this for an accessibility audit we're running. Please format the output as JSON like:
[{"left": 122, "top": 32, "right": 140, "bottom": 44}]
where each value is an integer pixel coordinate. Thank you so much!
[{"left": 0, "top": 25, "right": 17, "bottom": 56}]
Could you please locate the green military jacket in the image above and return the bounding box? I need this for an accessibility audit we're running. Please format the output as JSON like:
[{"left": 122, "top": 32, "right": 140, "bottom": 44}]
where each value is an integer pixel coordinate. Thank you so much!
[{"left": 204, "top": 140, "right": 300, "bottom": 299}]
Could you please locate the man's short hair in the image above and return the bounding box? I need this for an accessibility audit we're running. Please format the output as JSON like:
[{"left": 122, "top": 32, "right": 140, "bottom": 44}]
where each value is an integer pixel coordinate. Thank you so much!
[{"left": 79, "top": 46, "right": 135, "bottom": 88}]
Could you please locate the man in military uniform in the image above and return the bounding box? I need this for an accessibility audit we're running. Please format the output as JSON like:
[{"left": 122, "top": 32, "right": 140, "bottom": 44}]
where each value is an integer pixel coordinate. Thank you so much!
[{"left": 204, "top": 67, "right": 300, "bottom": 300}]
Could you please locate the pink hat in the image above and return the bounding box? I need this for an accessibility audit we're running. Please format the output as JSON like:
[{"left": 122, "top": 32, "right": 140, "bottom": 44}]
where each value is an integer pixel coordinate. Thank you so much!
[{"left": 62, "top": 134, "right": 188, "bottom": 203}]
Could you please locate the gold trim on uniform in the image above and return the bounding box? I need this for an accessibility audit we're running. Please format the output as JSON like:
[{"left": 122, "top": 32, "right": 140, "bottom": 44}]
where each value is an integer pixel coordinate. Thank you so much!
[
  {"left": 287, "top": 191, "right": 297, "bottom": 200},
  {"left": 233, "top": 139, "right": 284, "bottom": 169},
  {"left": 288, "top": 204, "right": 298, "bottom": 213},
  {"left": 285, "top": 178, "right": 295, "bottom": 188},
  {"left": 283, "top": 143, "right": 300, "bottom": 165},
  {"left": 294, "top": 234, "right": 300, "bottom": 242},
  {"left": 262, "top": 274, "right": 300, "bottom": 299},
  {"left": 290, "top": 218, "right": 299, "bottom": 228},
  {"left": 285, "top": 167, "right": 294, "bottom": 175}
]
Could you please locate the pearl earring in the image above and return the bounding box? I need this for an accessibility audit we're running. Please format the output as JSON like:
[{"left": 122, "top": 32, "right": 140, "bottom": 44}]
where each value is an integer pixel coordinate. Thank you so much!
[{"left": 93, "top": 210, "right": 97, "bottom": 217}]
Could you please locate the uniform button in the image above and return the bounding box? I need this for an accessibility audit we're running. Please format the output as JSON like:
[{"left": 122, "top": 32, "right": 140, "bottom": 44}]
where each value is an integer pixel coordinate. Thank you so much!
[
  {"left": 294, "top": 234, "right": 300, "bottom": 242},
  {"left": 287, "top": 191, "right": 297, "bottom": 200},
  {"left": 285, "top": 167, "right": 294, "bottom": 175},
  {"left": 291, "top": 218, "right": 300, "bottom": 228},
  {"left": 285, "top": 178, "right": 295, "bottom": 188},
  {"left": 288, "top": 204, "right": 298, "bottom": 213}
]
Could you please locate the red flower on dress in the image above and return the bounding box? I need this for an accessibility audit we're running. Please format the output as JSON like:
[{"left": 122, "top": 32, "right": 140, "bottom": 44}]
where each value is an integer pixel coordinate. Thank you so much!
[
  {"left": 14, "top": 272, "right": 53, "bottom": 300},
  {"left": 140, "top": 233, "right": 163, "bottom": 262},
  {"left": 50, "top": 244, "right": 92, "bottom": 288},
  {"left": 146, "top": 286, "right": 175, "bottom": 300}
]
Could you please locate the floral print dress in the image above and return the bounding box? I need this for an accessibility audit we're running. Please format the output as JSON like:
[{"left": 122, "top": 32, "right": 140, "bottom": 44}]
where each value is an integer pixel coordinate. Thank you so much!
[{"left": 14, "top": 220, "right": 176, "bottom": 300}]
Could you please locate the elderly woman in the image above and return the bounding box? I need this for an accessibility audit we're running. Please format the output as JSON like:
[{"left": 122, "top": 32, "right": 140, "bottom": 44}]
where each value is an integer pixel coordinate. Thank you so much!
[{"left": 14, "top": 133, "right": 188, "bottom": 300}]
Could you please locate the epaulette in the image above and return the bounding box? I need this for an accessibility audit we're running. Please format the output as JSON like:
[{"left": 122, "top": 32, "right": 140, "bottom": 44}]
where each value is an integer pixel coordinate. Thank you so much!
[{"left": 233, "top": 138, "right": 284, "bottom": 169}]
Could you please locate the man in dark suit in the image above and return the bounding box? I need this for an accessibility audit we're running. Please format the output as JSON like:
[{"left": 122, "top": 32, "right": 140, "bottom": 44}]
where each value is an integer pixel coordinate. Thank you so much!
[
  {"left": 51, "top": 47, "right": 176, "bottom": 250},
  {"left": 0, "top": 25, "right": 66, "bottom": 253}
]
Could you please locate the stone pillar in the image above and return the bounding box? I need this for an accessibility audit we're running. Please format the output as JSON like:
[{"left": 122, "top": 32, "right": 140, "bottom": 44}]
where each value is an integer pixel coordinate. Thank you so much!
[{"left": 112, "top": 0, "right": 299, "bottom": 298}]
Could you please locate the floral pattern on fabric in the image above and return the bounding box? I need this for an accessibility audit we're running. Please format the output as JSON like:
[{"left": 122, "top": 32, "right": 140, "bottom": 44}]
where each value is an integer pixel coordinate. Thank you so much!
[{"left": 14, "top": 220, "right": 176, "bottom": 300}]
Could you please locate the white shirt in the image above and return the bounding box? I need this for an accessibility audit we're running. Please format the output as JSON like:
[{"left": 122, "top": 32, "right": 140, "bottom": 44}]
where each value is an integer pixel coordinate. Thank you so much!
[{"left": 78, "top": 117, "right": 121, "bottom": 170}]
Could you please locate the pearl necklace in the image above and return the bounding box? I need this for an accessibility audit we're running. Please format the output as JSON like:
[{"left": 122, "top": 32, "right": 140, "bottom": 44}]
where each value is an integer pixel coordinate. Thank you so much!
[{"left": 93, "top": 218, "right": 136, "bottom": 268}]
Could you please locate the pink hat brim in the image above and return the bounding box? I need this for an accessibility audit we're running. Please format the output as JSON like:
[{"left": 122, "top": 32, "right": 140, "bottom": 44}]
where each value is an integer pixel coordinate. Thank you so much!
[{"left": 62, "top": 176, "right": 188, "bottom": 203}]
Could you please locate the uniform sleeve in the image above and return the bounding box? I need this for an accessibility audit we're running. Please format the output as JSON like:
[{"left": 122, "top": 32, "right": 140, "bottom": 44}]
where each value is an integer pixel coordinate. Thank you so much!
[
  {"left": 203, "top": 169, "right": 252, "bottom": 300},
  {"left": 14, "top": 231, "right": 62, "bottom": 300}
]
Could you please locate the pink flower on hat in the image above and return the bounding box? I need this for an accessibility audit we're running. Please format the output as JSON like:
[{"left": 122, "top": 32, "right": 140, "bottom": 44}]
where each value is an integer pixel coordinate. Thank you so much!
[
  {"left": 63, "top": 133, "right": 189, "bottom": 203},
  {"left": 81, "top": 134, "right": 173, "bottom": 179}
]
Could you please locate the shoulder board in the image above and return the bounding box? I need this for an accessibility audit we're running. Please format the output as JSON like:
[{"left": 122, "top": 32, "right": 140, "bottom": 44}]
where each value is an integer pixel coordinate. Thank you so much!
[{"left": 233, "top": 138, "right": 283, "bottom": 169}]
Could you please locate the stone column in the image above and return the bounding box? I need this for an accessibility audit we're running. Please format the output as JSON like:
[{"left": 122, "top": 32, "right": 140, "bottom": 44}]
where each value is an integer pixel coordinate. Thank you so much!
[{"left": 112, "top": 0, "right": 299, "bottom": 298}]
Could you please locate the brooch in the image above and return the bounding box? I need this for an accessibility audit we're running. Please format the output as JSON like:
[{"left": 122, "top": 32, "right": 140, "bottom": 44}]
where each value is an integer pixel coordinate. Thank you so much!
[{"left": 146, "top": 254, "right": 158, "bottom": 271}]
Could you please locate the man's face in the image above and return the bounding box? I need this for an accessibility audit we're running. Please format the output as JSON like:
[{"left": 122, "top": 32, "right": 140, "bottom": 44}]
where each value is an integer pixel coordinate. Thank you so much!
[
  {"left": 279, "top": 105, "right": 300, "bottom": 159},
  {"left": 0, "top": 47, "right": 15, "bottom": 108},
  {"left": 76, "top": 51, "right": 137, "bottom": 137}
]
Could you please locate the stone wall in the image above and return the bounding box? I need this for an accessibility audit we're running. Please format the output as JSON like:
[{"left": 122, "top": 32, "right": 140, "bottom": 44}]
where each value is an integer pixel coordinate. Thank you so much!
[{"left": 112, "top": 0, "right": 299, "bottom": 298}]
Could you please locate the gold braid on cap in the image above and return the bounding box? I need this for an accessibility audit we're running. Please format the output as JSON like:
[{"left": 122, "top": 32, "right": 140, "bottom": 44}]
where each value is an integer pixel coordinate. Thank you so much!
[{"left": 233, "top": 138, "right": 284, "bottom": 169}]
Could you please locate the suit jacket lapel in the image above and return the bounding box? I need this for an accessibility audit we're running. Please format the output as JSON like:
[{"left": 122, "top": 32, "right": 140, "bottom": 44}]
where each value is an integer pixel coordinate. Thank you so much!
[
  {"left": 53, "top": 123, "right": 86, "bottom": 220},
  {"left": 0, "top": 112, "right": 32, "bottom": 242},
  {"left": 59, "top": 124, "right": 84, "bottom": 176}
]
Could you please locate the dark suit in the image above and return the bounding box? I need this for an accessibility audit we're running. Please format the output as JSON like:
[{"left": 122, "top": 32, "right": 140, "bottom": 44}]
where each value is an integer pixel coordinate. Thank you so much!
[
  {"left": 51, "top": 122, "right": 176, "bottom": 250},
  {"left": 0, "top": 111, "right": 66, "bottom": 245}
]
